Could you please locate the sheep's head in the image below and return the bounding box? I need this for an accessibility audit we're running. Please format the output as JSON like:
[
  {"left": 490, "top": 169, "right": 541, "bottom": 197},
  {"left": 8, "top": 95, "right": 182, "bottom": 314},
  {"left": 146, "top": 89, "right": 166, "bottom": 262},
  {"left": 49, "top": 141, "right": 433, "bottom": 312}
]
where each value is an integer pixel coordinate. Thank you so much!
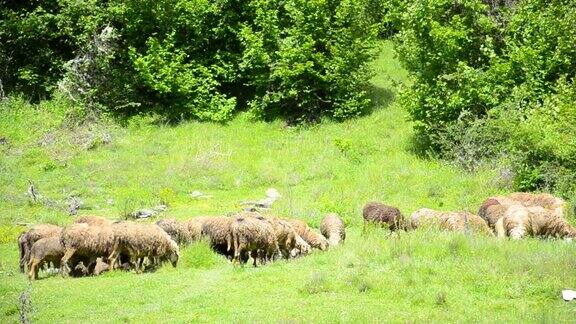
[
  {"left": 317, "top": 235, "right": 329, "bottom": 251},
  {"left": 168, "top": 241, "right": 180, "bottom": 267}
]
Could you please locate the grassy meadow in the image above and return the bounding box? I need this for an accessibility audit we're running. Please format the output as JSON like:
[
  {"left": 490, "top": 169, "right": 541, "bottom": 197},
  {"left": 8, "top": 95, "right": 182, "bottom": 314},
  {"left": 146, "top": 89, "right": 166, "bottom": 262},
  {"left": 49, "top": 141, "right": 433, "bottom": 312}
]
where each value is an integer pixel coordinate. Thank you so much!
[{"left": 1, "top": 41, "right": 576, "bottom": 322}]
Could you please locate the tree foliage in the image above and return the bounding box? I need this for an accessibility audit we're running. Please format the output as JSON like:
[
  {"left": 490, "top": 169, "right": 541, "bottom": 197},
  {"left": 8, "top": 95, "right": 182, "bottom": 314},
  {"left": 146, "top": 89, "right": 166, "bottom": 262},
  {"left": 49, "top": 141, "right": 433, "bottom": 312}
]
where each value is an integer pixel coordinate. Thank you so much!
[
  {"left": 394, "top": 0, "right": 576, "bottom": 195},
  {"left": 0, "top": 0, "right": 377, "bottom": 122}
]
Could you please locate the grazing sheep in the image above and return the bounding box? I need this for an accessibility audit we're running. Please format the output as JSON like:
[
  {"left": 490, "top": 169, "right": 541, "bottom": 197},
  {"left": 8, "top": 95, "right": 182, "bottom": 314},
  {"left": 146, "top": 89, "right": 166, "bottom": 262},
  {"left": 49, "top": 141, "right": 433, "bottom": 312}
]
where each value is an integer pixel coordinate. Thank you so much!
[
  {"left": 156, "top": 218, "right": 193, "bottom": 246},
  {"left": 498, "top": 205, "right": 576, "bottom": 240},
  {"left": 109, "top": 222, "right": 179, "bottom": 272},
  {"left": 508, "top": 192, "right": 567, "bottom": 218},
  {"left": 410, "top": 208, "right": 493, "bottom": 236},
  {"left": 477, "top": 198, "right": 511, "bottom": 231},
  {"left": 287, "top": 219, "right": 329, "bottom": 251},
  {"left": 256, "top": 215, "right": 298, "bottom": 259},
  {"left": 74, "top": 215, "right": 113, "bottom": 226},
  {"left": 200, "top": 216, "right": 234, "bottom": 258},
  {"left": 320, "top": 213, "right": 346, "bottom": 246},
  {"left": 185, "top": 216, "right": 210, "bottom": 241},
  {"left": 60, "top": 223, "right": 116, "bottom": 276},
  {"left": 362, "top": 202, "right": 406, "bottom": 231},
  {"left": 28, "top": 236, "right": 64, "bottom": 280},
  {"left": 229, "top": 216, "right": 279, "bottom": 266},
  {"left": 18, "top": 224, "right": 62, "bottom": 273}
]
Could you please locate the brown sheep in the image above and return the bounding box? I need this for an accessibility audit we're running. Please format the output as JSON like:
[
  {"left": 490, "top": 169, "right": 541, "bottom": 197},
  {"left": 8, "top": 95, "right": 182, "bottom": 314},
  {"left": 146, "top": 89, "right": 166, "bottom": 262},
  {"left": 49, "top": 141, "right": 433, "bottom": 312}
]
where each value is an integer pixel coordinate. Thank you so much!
[
  {"left": 229, "top": 216, "right": 279, "bottom": 266},
  {"left": 320, "top": 213, "right": 346, "bottom": 246},
  {"left": 478, "top": 192, "right": 566, "bottom": 232},
  {"left": 18, "top": 224, "right": 62, "bottom": 273},
  {"left": 60, "top": 223, "right": 116, "bottom": 276},
  {"left": 498, "top": 205, "right": 576, "bottom": 240},
  {"left": 229, "top": 211, "right": 299, "bottom": 259},
  {"left": 362, "top": 202, "right": 406, "bottom": 231},
  {"left": 74, "top": 215, "right": 114, "bottom": 226},
  {"left": 410, "top": 208, "right": 493, "bottom": 236},
  {"left": 477, "top": 198, "right": 511, "bottom": 231},
  {"left": 28, "top": 236, "right": 64, "bottom": 280},
  {"left": 185, "top": 216, "right": 210, "bottom": 241},
  {"left": 255, "top": 215, "right": 298, "bottom": 259},
  {"left": 287, "top": 219, "right": 328, "bottom": 251},
  {"left": 200, "top": 216, "right": 234, "bottom": 258},
  {"left": 109, "top": 222, "right": 179, "bottom": 272},
  {"left": 156, "top": 218, "right": 193, "bottom": 246}
]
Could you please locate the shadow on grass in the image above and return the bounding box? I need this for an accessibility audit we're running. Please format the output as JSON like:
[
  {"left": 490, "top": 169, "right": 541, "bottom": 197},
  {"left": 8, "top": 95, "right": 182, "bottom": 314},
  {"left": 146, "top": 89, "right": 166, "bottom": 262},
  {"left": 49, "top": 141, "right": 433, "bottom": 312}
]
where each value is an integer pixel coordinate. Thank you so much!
[{"left": 366, "top": 85, "right": 395, "bottom": 114}]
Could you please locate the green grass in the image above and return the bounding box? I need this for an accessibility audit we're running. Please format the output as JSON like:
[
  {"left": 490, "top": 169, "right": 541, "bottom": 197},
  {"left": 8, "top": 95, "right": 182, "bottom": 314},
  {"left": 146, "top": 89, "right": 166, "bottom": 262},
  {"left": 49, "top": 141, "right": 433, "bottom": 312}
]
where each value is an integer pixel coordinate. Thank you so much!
[{"left": 1, "top": 41, "right": 576, "bottom": 322}]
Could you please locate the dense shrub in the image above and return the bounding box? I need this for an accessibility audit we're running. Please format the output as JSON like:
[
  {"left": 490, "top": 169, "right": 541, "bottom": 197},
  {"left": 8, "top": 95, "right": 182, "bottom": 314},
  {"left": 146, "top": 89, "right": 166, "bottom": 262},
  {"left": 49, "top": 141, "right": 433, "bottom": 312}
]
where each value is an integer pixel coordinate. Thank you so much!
[
  {"left": 395, "top": 0, "right": 576, "bottom": 196},
  {"left": 0, "top": 0, "right": 377, "bottom": 122}
]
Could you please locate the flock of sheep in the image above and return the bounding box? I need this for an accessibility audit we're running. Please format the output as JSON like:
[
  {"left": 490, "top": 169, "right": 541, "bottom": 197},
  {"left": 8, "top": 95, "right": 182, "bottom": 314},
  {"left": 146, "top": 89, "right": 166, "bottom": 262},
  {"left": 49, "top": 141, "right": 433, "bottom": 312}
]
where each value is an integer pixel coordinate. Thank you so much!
[
  {"left": 17, "top": 210, "right": 344, "bottom": 280},
  {"left": 365, "top": 192, "right": 573, "bottom": 240},
  {"left": 16, "top": 191, "right": 573, "bottom": 280}
]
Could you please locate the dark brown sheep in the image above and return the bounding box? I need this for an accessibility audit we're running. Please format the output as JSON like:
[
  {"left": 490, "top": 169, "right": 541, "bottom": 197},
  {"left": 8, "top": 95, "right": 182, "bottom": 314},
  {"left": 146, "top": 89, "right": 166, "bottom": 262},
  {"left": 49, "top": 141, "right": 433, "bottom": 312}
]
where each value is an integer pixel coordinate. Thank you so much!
[
  {"left": 362, "top": 202, "right": 405, "bottom": 231},
  {"left": 229, "top": 216, "right": 279, "bottom": 267},
  {"left": 18, "top": 224, "right": 62, "bottom": 273},
  {"left": 477, "top": 198, "right": 511, "bottom": 232},
  {"left": 156, "top": 218, "right": 193, "bottom": 246},
  {"left": 320, "top": 213, "right": 346, "bottom": 246},
  {"left": 287, "top": 219, "right": 328, "bottom": 251},
  {"left": 200, "top": 216, "right": 234, "bottom": 258},
  {"left": 28, "top": 236, "right": 64, "bottom": 280}
]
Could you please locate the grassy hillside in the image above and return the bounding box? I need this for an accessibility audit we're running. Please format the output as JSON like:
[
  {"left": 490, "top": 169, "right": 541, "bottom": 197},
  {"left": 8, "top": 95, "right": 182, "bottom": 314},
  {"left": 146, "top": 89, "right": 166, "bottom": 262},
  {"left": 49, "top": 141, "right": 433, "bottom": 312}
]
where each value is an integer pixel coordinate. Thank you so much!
[{"left": 1, "top": 42, "right": 576, "bottom": 322}]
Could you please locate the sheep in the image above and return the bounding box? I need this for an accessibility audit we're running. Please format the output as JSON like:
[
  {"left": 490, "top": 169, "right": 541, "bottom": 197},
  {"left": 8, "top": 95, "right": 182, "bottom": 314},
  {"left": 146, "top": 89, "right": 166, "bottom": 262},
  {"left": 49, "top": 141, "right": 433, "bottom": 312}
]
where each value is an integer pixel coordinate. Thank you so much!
[
  {"left": 252, "top": 214, "right": 299, "bottom": 259},
  {"left": 478, "top": 192, "right": 566, "bottom": 232},
  {"left": 287, "top": 219, "right": 328, "bottom": 251},
  {"left": 498, "top": 205, "right": 576, "bottom": 240},
  {"left": 60, "top": 223, "right": 116, "bottom": 276},
  {"left": 320, "top": 213, "right": 346, "bottom": 246},
  {"left": 508, "top": 192, "right": 567, "bottom": 218},
  {"left": 28, "top": 236, "right": 64, "bottom": 280},
  {"left": 185, "top": 216, "right": 210, "bottom": 241},
  {"left": 410, "top": 208, "right": 493, "bottom": 236},
  {"left": 74, "top": 215, "right": 114, "bottom": 226},
  {"left": 200, "top": 216, "right": 234, "bottom": 258},
  {"left": 18, "top": 223, "right": 62, "bottom": 273},
  {"left": 109, "top": 222, "right": 179, "bottom": 272},
  {"left": 362, "top": 202, "right": 406, "bottom": 231},
  {"left": 477, "top": 197, "right": 512, "bottom": 232},
  {"left": 229, "top": 216, "right": 279, "bottom": 266},
  {"left": 156, "top": 218, "right": 193, "bottom": 246}
]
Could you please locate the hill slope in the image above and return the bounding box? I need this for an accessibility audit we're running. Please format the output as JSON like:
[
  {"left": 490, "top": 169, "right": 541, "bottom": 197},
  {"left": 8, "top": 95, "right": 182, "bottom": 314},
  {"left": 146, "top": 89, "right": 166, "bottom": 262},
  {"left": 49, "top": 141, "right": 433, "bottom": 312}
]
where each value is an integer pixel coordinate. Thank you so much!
[{"left": 1, "top": 42, "right": 575, "bottom": 322}]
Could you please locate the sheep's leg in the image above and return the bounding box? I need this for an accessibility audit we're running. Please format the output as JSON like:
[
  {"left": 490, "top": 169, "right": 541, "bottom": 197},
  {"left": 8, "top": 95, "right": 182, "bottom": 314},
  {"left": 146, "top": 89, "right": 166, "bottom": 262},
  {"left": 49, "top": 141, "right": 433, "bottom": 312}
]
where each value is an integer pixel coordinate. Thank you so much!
[
  {"left": 108, "top": 247, "right": 120, "bottom": 270},
  {"left": 21, "top": 242, "right": 32, "bottom": 273},
  {"left": 251, "top": 250, "right": 258, "bottom": 267},
  {"left": 60, "top": 248, "right": 76, "bottom": 277},
  {"left": 28, "top": 258, "right": 40, "bottom": 280},
  {"left": 494, "top": 218, "right": 506, "bottom": 239},
  {"left": 18, "top": 235, "right": 27, "bottom": 273}
]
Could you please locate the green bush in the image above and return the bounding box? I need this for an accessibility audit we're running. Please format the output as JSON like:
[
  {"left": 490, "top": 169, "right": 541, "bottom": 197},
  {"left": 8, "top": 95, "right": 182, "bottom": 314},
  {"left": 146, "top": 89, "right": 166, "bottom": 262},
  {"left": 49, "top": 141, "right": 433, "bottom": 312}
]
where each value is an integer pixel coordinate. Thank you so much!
[
  {"left": 395, "top": 0, "right": 576, "bottom": 196},
  {"left": 0, "top": 0, "right": 377, "bottom": 122}
]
